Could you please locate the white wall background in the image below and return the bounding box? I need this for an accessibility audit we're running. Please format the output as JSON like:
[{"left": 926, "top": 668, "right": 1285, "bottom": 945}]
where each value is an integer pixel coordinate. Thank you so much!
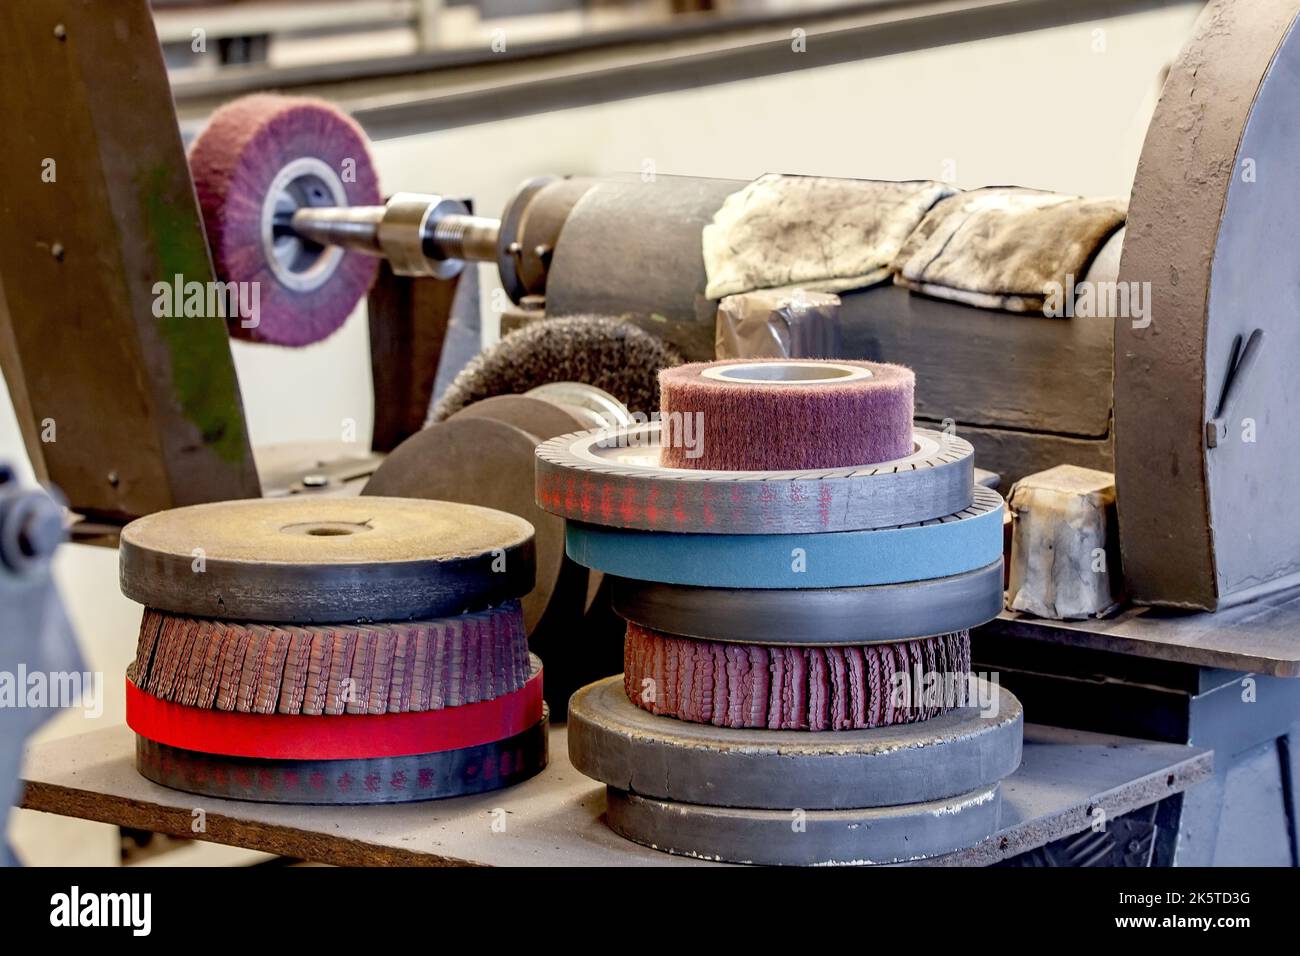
[{"left": 3, "top": 2, "right": 1201, "bottom": 863}]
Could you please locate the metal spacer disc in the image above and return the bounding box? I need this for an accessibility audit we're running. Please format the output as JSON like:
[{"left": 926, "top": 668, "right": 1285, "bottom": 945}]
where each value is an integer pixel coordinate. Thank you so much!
[
  {"left": 524, "top": 382, "right": 633, "bottom": 429},
  {"left": 535, "top": 424, "right": 973, "bottom": 534},
  {"left": 611, "top": 559, "right": 1004, "bottom": 645},
  {"left": 565, "top": 486, "right": 1004, "bottom": 589},
  {"left": 495, "top": 175, "right": 557, "bottom": 302},
  {"left": 605, "top": 783, "right": 1001, "bottom": 866},
  {"left": 120, "top": 497, "right": 535, "bottom": 623},
  {"left": 448, "top": 394, "right": 595, "bottom": 443},
  {"left": 135, "top": 708, "right": 549, "bottom": 805},
  {"left": 447, "top": 394, "right": 607, "bottom": 614},
  {"left": 364, "top": 418, "right": 572, "bottom": 636},
  {"left": 568, "top": 675, "right": 1021, "bottom": 810}
]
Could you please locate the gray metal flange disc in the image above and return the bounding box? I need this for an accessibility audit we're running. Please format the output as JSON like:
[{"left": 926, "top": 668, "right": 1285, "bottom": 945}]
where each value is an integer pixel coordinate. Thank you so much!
[
  {"left": 363, "top": 416, "right": 576, "bottom": 636},
  {"left": 535, "top": 423, "right": 973, "bottom": 534},
  {"left": 447, "top": 393, "right": 609, "bottom": 611},
  {"left": 447, "top": 394, "right": 595, "bottom": 443},
  {"left": 135, "top": 710, "right": 550, "bottom": 805},
  {"left": 119, "top": 497, "right": 535, "bottom": 623},
  {"left": 610, "top": 559, "right": 1004, "bottom": 645},
  {"left": 605, "top": 784, "right": 1001, "bottom": 866},
  {"left": 568, "top": 676, "right": 1021, "bottom": 810}
]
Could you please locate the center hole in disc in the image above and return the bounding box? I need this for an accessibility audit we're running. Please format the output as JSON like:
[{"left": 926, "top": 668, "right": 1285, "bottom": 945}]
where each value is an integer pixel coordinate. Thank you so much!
[
  {"left": 281, "top": 521, "right": 372, "bottom": 538},
  {"left": 261, "top": 157, "right": 348, "bottom": 293},
  {"left": 704, "top": 362, "right": 871, "bottom": 384},
  {"left": 272, "top": 172, "right": 337, "bottom": 274}
]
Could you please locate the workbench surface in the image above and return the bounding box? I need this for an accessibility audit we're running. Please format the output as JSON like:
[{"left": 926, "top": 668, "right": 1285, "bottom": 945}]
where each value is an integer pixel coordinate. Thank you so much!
[
  {"left": 991, "top": 583, "right": 1300, "bottom": 677},
  {"left": 20, "top": 722, "right": 1210, "bottom": 867}
]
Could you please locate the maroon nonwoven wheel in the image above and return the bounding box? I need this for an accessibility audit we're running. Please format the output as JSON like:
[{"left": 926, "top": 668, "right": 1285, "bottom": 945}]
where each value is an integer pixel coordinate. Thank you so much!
[
  {"left": 128, "top": 604, "right": 531, "bottom": 717},
  {"left": 623, "top": 622, "right": 970, "bottom": 731},
  {"left": 188, "top": 94, "right": 382, "bottom": 346},
  {"left": 658, "top": 359, "right": 915, "bottom": 471}
]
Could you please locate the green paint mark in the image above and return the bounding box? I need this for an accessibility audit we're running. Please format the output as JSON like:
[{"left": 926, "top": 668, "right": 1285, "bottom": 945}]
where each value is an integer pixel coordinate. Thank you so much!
[{"left": 139, "top": 163, "right": 252, "bottom": 467}]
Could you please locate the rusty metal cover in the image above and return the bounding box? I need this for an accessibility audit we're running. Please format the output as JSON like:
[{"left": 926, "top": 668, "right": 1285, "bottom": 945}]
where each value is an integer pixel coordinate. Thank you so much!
[{"left": 1116, "top": 0, "right": 1300, "bottom": 609}]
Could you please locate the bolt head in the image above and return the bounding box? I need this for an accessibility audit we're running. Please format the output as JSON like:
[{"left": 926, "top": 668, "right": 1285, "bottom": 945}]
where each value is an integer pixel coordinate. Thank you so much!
[
  {"left": 18, "top": 505, "right": 64, "bottom": 559},
  {"left": 0, "top": 489, "right": 64, "bottom": 573}
]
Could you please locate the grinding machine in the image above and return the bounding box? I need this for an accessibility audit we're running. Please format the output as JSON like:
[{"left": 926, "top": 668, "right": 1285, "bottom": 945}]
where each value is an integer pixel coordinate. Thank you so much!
[
  {"left": 6, "top": 0, "right": 1299, "bottom": 614},
  {"left": 1, "top": 0, "right": 1299, "bottom": 864}
]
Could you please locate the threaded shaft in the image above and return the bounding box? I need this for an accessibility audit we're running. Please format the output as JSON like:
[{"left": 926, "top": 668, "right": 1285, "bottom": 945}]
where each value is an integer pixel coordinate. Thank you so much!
[{"left": 429, "top": 214, "right": 500, "bottom": 262}]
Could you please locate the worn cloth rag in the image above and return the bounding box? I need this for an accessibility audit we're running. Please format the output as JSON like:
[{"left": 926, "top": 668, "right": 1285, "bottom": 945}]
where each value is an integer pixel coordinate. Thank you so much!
[
  {"left": 702, "top": 174, "right": 955, "bottom": 300},
  {"left": 890, "top": 187, "right": 1126, "bottom": 313}
]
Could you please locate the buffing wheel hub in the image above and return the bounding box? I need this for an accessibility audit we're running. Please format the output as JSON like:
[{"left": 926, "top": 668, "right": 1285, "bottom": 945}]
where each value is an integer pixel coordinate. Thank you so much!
[{"left": 261, "top": 156, "right": 348, "bottom": 293}]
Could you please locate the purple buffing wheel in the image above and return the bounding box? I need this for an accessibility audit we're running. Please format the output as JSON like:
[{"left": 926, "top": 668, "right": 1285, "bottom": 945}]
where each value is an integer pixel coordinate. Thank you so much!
[
  {"left": 188, "top": 94, "right": 381, "bottom": 346},
  {"left": 658, "top": 359, "right": 915, "bottom": 471}
]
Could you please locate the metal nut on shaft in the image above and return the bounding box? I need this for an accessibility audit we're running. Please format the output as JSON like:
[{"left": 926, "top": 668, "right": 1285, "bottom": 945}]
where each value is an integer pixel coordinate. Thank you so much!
[{"left": 290, "top": 193, "right": 502, "bottom": 280}]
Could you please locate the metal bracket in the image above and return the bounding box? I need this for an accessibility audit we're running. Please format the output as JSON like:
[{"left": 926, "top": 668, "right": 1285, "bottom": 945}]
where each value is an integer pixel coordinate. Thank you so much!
[{"left": 1206, "top": 328, "right": 1264, "bottom": 448}]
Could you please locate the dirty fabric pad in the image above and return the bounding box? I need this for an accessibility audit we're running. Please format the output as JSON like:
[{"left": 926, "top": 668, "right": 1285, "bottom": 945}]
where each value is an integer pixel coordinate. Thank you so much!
[
  {"left": 891, "top": 187, "right": 1126, "bottom": 313},
  {"left": 702, "top": 174, "right": 955, "bottom": 300}
]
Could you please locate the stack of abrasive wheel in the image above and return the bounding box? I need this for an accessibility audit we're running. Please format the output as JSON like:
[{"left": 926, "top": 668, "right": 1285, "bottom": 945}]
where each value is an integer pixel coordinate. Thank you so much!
[
  {"left": 537, "top": 359, "right": 1024, "bottom": 865},
  {"left": 120, "top": 497, "right": 548, "bottom": 804}
]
